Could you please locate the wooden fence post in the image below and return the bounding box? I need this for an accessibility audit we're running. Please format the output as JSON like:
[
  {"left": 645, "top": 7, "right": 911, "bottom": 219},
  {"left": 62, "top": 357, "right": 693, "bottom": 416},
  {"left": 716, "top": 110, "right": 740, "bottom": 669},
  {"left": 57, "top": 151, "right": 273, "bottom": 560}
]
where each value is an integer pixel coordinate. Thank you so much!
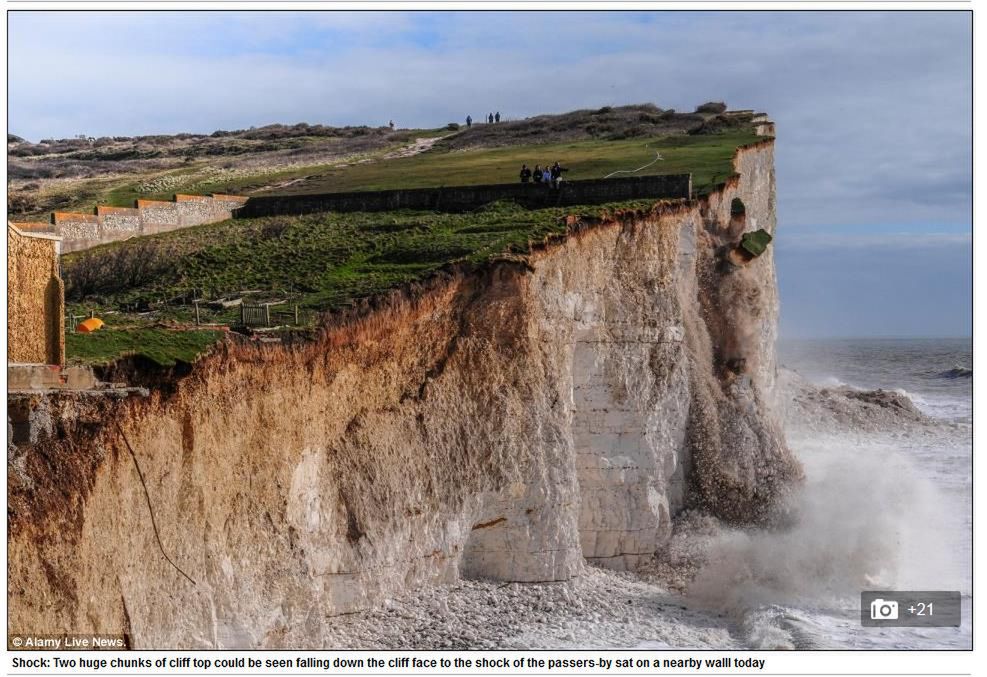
[
  {"left": 294, "top": 304, "right": 299, "bottom": 326},
  {"left": 264, "top": 304, "right": 271, "bottom": 327},
  {"left": 194, "top": 302, "right": 200, "bottom": 326},
  {"left": 241, "top": 304, "right": 246, "bottom": 326}
]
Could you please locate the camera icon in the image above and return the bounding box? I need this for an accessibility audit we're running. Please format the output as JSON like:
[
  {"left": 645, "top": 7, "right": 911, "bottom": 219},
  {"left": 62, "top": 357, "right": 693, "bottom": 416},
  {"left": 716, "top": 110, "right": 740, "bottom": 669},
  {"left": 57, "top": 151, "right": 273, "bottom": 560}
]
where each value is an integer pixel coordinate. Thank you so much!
[{"left": 870, "top": 598, "right": 899, "bottom": 621}]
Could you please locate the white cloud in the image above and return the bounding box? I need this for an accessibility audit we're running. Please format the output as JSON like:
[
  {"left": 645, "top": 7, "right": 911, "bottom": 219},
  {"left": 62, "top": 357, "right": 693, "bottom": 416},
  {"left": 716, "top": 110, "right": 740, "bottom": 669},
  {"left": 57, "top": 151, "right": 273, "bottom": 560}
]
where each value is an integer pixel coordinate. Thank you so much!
[{"left": 7, "top": 10, "right": 972, "bottom": 230}]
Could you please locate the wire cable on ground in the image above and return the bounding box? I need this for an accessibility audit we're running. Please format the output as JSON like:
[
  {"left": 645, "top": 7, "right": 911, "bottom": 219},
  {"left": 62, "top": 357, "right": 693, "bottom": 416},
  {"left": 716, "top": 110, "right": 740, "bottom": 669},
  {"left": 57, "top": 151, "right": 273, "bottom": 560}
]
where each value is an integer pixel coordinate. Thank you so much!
[
  {"left": 116, "top": 422, "right": 198, "bottom": 586},
  {"left": 603, "top": 147, "right": 664, "bottom": 179}
]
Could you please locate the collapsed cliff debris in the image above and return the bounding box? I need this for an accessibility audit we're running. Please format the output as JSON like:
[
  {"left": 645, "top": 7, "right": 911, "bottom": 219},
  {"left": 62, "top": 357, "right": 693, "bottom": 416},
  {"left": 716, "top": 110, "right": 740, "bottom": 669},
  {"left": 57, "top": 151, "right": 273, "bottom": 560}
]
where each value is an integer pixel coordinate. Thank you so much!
[{"left": 721, "top": 229, "right": 773, "bottom": 269}]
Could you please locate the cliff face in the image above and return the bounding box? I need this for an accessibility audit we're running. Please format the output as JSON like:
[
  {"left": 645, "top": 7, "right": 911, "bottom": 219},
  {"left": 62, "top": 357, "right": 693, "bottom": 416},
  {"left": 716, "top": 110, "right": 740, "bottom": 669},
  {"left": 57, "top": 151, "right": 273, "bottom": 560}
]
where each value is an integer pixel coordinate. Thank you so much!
[{"left": 7, "top": 140, "right": 800, "bottom": 648}]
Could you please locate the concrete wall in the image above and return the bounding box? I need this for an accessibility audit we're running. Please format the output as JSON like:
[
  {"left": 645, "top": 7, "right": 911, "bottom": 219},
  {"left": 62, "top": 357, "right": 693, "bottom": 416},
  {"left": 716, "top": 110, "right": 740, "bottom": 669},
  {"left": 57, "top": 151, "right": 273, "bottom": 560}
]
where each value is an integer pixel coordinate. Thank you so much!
[
  {"left": 37, "top": 194, "right": 248, "bottom": 253},
  {"left": 7, "top": 224, "right": 64, "bottom": 365},
  {"left": 236, "top": 174, "right": 693, "bottom": 218}
]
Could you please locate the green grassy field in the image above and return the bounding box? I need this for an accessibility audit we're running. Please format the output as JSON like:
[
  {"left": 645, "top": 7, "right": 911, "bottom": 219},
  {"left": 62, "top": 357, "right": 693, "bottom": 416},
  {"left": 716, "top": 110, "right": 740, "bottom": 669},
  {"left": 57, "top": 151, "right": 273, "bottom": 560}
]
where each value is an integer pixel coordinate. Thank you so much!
[
  {"left": 64, "top": 200, "right": 661, "bottom": 320},
  {"left": 62, "top": 200, "right": 632, "bottom": 364},
  {"left": 253, "top": 131, "right": 762, "bottom": 197},
  {"left": 63, "top": 126, "right": 764, "bottom": 365},
  {"left": 98, "top": 128, "right": 458, "bottom": 208},
  {"left": 46, "top": 128, "right": 761, "bottom": 212},
  {"left": 66, "top": 328, "right": 223, "bottom": 367}
]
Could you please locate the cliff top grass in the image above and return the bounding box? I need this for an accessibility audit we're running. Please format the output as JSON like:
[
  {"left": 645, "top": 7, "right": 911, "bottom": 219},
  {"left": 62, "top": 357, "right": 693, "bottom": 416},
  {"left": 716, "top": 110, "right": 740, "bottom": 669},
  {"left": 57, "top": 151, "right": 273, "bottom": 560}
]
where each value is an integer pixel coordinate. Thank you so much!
[
  {"left": 10, "top": 103, "right": 761, "bottom": 217},
  {"left": 241, "top": 130, "right": 760, "bottom": 198},
  {"left": 63, "top": 198, "right": 678, "bottom": 365},
  {"left": 59, "top": 108, "right": 767, "bottom": 365},
  {"left": 65, "top": 328, "right": 223, "bottom": 367},
  {"left": 63, "top": 200, "right": 636, "bottom": 315}
]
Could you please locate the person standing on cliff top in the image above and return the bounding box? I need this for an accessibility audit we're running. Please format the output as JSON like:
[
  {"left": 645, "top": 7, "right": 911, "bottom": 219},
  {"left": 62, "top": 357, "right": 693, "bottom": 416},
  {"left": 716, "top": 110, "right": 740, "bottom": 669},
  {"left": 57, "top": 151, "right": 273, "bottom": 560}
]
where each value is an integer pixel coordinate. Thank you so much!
[
  {"left": 495, "top": 112, "right": 501, "bottom": 123},
  {"left": 542, "top": 162, "right": 553, "bottom": 184},
  {"left": 550, "top": 161, "right": 568, "bottom": 188},
  {"left": 520, "top": 164, "right": 532, "bottom": 183},
  {"left": 532, "top": 165, "right": 543, "bottom": 183},
  {"left": 466, "top": 115, "right": 472, "bottom": 128},
  {"left": 488, "top": 113, "right": 494, "bottom": 124}
]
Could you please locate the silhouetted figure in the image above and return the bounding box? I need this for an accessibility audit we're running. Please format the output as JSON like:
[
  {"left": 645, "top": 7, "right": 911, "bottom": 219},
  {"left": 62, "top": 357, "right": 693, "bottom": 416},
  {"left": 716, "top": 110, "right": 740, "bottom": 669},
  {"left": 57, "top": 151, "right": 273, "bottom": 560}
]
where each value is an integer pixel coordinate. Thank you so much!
[
  {"left": 550, "top": 161, "right": 568, "bottom": 188},
  {"left": 488, "top": 113, "right": 494, "bottom": 124},
  {"left": 495, "top": 112, "right": 501, "bottom": 123},
  {"left": 532, "top": 165, "right": 543, "bottom": 183},
  {"left": 520, "top": 164, "right": 532, "bottom": 183},
  {"left": 389, "top": 120, "right": 395, "bottom": 130},
  {"left": 466, "top": 115, "right": 472, "bottom": 128}
]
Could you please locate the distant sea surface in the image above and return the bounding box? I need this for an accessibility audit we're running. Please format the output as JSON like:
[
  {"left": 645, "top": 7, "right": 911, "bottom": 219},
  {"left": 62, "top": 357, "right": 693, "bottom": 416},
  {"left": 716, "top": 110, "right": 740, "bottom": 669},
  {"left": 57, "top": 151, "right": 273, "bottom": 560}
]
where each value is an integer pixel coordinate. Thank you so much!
[{"left": 779, "top": 337, "right": 972, "bottom": 424}]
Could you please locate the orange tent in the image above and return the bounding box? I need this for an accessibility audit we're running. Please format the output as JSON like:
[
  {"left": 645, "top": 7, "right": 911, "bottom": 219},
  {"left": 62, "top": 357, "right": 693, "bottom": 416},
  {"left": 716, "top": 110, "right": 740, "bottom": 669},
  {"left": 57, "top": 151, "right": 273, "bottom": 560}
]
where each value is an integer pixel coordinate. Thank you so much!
[{"left": 76, "top": 317, "right": 104, "bottom": 333}]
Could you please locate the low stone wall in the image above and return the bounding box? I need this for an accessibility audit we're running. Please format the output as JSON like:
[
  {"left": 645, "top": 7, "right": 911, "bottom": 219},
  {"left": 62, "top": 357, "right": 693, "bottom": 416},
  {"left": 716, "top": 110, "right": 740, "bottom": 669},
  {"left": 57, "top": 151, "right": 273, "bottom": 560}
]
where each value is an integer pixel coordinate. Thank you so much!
[
  {"left": 96, "top": 206, "right": 141, "bottom": 237},
  {"left": 39, "top": 194, "right": 248, "bottom": 253},
  {"left": 236, "top": 174, "right": 693, "bottom": 218}
]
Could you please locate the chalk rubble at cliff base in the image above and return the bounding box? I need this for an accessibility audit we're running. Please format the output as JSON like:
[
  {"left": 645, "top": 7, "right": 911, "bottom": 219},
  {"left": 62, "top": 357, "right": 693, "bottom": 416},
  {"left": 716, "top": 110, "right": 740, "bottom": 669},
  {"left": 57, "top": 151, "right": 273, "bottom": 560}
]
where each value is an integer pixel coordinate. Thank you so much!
[{"left": 314, "top": 565, "right": 739, "bottom": 650}]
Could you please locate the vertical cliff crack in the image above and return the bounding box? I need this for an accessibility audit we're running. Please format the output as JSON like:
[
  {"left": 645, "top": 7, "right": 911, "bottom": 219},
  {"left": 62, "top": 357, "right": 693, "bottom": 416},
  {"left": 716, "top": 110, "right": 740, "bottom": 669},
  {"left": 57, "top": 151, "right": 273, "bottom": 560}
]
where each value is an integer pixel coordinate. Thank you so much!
[
  {"left": 407, "top": 281, "right": 488, "bottom": 401},
  {"left": 119, "top": 587, "right": 133, "bottom": 649},
  {"left": 116, "top": 422, "right": 198, "bottom": 586}
]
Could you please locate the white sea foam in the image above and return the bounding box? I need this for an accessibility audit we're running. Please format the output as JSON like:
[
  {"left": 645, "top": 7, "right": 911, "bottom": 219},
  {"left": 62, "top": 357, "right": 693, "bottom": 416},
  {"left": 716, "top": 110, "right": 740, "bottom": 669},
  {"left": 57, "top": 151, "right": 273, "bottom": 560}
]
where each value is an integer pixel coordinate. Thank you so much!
[{"left": 671, "top": 360, "right": 972, "bottom": 649}]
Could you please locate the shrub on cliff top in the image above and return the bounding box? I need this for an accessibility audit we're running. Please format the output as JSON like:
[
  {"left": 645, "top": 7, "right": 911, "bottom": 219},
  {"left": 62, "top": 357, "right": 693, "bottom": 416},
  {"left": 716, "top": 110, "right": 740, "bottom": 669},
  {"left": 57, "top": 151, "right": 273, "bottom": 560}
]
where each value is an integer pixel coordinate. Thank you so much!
[
  {"left": 695, "top": 101, "right": 727, "bottom": 114},
  {"left": 688, "top": 112, "right": 757, "bottom": 136}
]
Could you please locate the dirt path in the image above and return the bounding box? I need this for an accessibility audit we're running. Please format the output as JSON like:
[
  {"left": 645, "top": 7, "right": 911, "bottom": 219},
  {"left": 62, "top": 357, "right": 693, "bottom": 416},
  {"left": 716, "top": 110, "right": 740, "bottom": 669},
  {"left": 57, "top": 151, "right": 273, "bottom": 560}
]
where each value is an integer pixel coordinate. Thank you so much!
[
  {"left": 253, "top": 133, "right": 456, "bottom": 194},
  {"left": 383, "top": 134, "right": 453, "bottom": 160}
]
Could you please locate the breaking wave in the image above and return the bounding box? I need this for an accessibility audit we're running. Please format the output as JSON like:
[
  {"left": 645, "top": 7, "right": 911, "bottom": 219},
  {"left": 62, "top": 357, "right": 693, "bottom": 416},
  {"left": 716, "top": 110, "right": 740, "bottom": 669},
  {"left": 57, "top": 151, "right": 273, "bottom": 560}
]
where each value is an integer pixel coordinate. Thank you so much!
[
  {"left": 662, "top": 368, "right": 971, "bottom": 649},
  {"left": 937, "top": 366, "right": 971, "bottom": 379}
]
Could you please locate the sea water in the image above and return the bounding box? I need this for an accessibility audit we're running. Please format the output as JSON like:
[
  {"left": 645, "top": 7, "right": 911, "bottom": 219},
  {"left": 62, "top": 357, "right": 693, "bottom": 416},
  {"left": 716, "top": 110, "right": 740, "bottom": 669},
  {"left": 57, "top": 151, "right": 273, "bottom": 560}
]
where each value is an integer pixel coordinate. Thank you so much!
[
  {"left": 768, "top": 338, "right": 972, "bottom": 649},
  {"left": 680, "top": 338, "right": 972, "bottom": 649}
]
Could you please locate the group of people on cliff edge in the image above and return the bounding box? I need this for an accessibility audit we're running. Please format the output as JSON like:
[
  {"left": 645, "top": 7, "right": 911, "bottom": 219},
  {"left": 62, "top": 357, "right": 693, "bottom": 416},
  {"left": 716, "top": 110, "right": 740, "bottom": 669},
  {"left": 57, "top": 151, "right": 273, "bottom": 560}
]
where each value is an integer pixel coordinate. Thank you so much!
[
  {"left": 465, "top": 112, "right": 501, "bottom": 127},
  {"left": 520, "top": 161, "right": 568, "bottom": 188}
]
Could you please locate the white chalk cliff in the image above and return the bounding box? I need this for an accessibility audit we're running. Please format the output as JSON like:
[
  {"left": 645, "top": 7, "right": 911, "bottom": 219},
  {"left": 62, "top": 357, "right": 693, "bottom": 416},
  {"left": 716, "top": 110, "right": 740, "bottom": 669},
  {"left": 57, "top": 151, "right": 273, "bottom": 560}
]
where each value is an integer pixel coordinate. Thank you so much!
[{"left": 7, "top": 139, "right": 801, "bottom": 648}]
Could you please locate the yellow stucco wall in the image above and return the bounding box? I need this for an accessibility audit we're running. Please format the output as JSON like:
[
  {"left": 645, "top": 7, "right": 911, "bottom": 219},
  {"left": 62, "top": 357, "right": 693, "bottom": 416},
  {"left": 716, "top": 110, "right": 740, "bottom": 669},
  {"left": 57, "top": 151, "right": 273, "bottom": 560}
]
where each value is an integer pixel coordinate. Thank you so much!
[{"left": 7, "top": 224, "right": 64, "bottom": 365}]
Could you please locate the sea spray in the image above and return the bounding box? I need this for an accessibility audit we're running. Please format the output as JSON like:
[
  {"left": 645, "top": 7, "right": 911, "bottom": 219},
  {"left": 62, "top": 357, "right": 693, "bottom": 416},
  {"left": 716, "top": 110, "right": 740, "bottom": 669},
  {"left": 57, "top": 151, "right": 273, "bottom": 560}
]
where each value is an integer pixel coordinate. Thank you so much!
[
  {"left": 686, "top": 448, "right": 949, "bottom": 611},
  {"left": 668, "top": 359, "right": 970, "bottom": 648}
]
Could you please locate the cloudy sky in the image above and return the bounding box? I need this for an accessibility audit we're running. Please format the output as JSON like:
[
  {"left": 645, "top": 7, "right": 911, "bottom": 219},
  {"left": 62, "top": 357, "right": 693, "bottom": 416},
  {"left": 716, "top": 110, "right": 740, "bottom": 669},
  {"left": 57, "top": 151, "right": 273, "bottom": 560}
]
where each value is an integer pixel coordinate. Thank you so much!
[{"left": 8, "top": 11, "right": 972, "bottom": 338}]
